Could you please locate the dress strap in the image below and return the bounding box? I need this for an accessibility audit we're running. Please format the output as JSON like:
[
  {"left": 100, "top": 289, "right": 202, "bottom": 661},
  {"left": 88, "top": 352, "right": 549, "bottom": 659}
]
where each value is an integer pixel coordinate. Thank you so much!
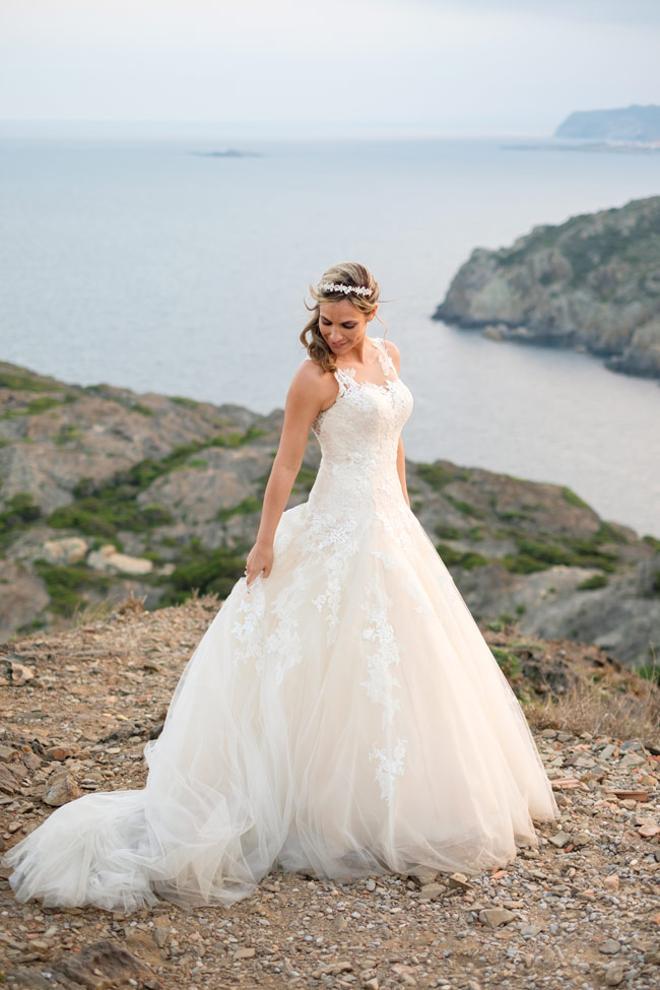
[
  {"left": 372, "top": 337, "right": 398, "bottom": 379},
  {"left": 333, "top": 365, "right": 356, "bottom": 396}
]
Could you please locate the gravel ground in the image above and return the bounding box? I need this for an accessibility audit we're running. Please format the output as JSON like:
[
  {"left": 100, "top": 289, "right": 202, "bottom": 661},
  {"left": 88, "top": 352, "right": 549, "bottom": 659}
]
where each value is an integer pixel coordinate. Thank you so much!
[{"left": 1, "top": 596, "right": 658, "bottom": 990}]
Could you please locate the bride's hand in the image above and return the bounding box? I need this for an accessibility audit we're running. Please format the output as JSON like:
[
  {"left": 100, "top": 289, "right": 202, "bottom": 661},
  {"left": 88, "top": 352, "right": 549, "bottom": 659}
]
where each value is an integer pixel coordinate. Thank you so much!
[{"left": 244, "top": 540, "right": 274, "bottom": 587}]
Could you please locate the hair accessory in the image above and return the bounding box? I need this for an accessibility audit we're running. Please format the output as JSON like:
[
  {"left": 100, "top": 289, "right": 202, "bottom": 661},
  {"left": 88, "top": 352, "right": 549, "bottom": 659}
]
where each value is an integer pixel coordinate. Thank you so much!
[{"left": 319, "top": 281, "right": 373, "bottom": 297}]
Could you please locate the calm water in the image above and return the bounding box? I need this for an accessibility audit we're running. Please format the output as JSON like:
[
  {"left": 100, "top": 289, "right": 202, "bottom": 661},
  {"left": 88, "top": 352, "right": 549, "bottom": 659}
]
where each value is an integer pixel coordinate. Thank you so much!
[{"left": 1, "top": 130, "right": 659, "bottom": 537}]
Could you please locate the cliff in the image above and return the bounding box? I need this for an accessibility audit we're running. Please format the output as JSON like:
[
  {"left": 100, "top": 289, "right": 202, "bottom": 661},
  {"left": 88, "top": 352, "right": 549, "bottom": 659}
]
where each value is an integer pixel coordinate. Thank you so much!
[
  {"left": 433, "top": 195, "right": 660, "bottom": 380},
  {"left": 1, "top": 360, "right": 658, "bottom": 668}
]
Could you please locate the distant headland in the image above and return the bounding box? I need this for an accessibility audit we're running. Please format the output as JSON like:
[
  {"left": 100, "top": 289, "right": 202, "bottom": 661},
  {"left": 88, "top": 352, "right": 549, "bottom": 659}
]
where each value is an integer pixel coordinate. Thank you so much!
[{"left": 433, "top": 195, "right": 660, "bottom": 381}]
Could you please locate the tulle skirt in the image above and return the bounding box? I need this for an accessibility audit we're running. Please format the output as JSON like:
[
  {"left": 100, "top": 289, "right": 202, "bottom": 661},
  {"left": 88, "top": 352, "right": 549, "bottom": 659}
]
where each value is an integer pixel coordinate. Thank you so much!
[{"left": 3, "top": 500, "right": 560, "bottom": 912}]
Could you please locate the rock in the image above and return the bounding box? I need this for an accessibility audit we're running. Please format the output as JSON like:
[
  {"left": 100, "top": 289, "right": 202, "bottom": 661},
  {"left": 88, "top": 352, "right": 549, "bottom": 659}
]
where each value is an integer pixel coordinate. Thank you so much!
[
  {"left": 637, "top": 820, "right": 659, "bottom": 838},
  {"left": 548, "top": 830, "right": 572, "bottom": 847},
  {"left": 0, "top": 762, "right": 20, "bottom": 794},
  {"left": 8, "top": 661, "right": 35, "bottom": 685},
  {"left": 433, "top": 195, "right": 660, "bottom": 380},
  {"left": 479, "top": 907, "right": 516, "bottom": 927},
  {"left": 152, "top": 917, "right": 170, "bottom": 949},
  {"left": 87, "top": 545, "right": 154, "bottom": 576},
  {"left": 604, "top": 960, "right": 626, "bottom": 985},
  {"left": 324, "top": 960, "right": 353, "bottom": 974},
  {"left": 45, "top": 745, "right": 78, "bottom": 762},
  {"left": 43, "top": 771, "right": 81, "bottom": 806},
  {"left": 42, "top": 536, "right": 88, "bottom": 565},
  {"left": 419, "top": 882, "right": 445, "bottom": 900},
  {"left": 619, "top": 751, "right": 647, "bottom": 769},
  {"left": 598, "top": 938, "right": 621, "bottom": 955},
  {"left": 57, "top": 939, "right": 151, "bottom": 988},
  {"left": 234, "top": 946, "right": 256, "bottom": 959},
  {"left": 392, "top": 963, "right": 417, "bottom": 986},
  {"left": 448, "top": 872, "right": 471, "bottom": 890},
  {"left": 409, "top": 865, "right": 438, "bottom": 885}
]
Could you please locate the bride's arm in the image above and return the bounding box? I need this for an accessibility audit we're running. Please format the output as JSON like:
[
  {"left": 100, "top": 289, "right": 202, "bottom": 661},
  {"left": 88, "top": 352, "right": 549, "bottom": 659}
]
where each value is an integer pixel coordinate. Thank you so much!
[
  {"left": 245, "top": 361, "right": 333, "bottom": 585},
  {"left": 397, "top": 436, "right": 410, "bottom": 507}
]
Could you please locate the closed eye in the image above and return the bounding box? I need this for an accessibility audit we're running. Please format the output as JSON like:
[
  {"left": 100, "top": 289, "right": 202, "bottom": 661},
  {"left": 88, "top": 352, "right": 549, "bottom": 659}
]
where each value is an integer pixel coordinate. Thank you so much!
[{"left": 321, "top": 319, "right": 357, "bottom": 327}]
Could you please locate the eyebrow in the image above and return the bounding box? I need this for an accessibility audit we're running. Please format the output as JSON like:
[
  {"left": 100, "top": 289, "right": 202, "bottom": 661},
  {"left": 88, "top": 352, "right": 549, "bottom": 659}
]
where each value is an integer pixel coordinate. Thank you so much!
[{"left": 320, "top": 315, "right": 357, "bottom": 322}]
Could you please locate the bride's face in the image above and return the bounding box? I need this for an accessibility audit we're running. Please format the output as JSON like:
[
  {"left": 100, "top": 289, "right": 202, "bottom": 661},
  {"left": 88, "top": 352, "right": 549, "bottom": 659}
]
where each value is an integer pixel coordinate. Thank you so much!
[{"left": 319, "top": 299, "right": 374, "bottom": 356}]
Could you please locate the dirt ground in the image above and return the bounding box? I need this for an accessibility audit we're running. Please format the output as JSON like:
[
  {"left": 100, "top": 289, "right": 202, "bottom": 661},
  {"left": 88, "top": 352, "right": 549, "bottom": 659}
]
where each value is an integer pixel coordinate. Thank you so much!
[{"left": 1, "top": 596, "right": 658, "bottom": 990}]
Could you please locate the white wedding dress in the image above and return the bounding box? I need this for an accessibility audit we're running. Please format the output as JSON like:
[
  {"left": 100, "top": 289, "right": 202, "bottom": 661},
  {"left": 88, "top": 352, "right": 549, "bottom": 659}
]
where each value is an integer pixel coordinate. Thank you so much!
[{"left": 4, "top": 337, "right": 560, "bottom": 912}]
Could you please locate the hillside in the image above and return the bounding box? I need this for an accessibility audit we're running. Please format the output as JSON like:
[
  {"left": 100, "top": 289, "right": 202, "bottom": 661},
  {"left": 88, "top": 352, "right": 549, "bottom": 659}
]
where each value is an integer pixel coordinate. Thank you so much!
[
  {"left": 1, "top": 360, "right": 659, "bottom": 668},
  {"left": 555, "top": 104, "right": 660, "bottom": 144},
  {"left": 0, "top": 595, "right": 658, "bottom": 989},
  {"left": 433, "top": 196, "right": 660, "bottom": 381}
]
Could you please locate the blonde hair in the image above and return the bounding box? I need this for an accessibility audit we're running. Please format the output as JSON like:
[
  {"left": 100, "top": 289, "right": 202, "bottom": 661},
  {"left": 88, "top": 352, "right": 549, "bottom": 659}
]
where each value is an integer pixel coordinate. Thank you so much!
[{"left": 300, "top": 261, "right": 387, "bottom": 372}]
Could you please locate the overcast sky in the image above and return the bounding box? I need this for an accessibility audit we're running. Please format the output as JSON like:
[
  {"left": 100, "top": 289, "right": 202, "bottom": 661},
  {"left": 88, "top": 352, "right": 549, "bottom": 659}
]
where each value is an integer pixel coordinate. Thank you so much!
[{"left": 1, "top": 0, "right": 658, "bottom": 137}]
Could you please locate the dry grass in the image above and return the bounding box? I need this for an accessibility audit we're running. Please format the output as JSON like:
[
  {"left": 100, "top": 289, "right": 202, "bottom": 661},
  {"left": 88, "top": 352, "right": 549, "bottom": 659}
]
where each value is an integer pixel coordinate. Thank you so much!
[{"left": 525, "top": 665, "right": 660, "bottom": 749}]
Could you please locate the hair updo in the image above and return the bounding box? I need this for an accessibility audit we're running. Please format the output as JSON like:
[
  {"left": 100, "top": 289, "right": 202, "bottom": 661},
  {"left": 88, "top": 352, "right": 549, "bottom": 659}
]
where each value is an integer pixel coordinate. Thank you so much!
[{"left": 299, "top": 261, "right": 386, "bottom": 373}]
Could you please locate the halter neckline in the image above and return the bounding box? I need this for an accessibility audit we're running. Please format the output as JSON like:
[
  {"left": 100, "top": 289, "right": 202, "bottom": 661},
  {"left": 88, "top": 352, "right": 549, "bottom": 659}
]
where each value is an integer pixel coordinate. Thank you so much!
[{"left": 333, "top": 336, "right": 398, "bottom": 389}]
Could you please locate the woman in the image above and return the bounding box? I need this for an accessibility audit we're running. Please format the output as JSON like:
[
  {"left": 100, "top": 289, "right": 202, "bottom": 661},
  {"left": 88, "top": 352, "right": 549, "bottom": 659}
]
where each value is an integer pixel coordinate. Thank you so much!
[{"left": 3, "top": 261, "right": 560, "bottom": 912}]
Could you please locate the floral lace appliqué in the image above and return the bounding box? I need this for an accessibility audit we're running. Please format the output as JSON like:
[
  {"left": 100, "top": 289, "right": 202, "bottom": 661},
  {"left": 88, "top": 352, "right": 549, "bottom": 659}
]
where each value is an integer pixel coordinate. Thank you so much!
[{"left": 359, "top": 597, "right": 409, "bottom": 804}]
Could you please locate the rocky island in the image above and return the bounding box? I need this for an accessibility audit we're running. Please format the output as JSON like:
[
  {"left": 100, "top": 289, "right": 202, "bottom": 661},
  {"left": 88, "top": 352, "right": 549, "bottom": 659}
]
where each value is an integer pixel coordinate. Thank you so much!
[
  {"left": 1, "top": 360, "right": 658, "bottom": 669},
  {"left": 555, "top": 104, "right": 660, "bottom": 145},
  {"left": 433, "top": 195, "right": 660, "bottom": 380}
]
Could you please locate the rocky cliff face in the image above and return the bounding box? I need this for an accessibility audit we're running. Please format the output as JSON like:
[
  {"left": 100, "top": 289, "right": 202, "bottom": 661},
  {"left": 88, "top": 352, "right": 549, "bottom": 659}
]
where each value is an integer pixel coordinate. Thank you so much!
[
  {"left": 433, "top": 195, "right": 660, "bottom": 380},
  {"left": 1, "top": 360, "right": 658, "bottom": 668}
]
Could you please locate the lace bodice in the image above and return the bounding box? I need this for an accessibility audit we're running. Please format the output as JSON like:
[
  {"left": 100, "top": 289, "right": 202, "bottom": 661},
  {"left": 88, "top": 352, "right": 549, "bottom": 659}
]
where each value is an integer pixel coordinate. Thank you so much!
[{"left": 308, "top": 337, "right": 414, "bottom": 522}]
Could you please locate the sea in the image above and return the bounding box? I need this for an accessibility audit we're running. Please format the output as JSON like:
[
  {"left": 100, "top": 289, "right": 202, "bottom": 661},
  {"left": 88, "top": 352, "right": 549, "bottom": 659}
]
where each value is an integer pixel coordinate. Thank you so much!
[{"left": 1, "top": 125, "right": 659, "bottom": 538}]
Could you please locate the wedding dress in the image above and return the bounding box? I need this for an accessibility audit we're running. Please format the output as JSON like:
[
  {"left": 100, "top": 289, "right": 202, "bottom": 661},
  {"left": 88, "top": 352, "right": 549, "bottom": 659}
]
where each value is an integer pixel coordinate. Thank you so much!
[{"left": 3, "top": 336, "right": 560, "bottom": 912}]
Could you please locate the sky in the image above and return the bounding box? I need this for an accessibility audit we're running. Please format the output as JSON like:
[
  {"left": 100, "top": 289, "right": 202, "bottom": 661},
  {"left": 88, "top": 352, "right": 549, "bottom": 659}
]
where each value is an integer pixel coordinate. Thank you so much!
[{"left": 1, "top": 0, "right": 659, "bottom": 138}]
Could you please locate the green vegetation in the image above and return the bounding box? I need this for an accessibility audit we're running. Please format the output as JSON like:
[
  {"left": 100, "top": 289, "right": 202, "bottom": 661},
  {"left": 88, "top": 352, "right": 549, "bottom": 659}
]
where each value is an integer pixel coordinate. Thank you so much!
[
  {"left": 33, "top": 558, "right": 112, "bottom": 616},
  {"left": 434, "top": 523, "right": 463, "bottom": 541},
  {"left": 637, "top": 660, "right": 660, "bottom": 685},
  {"left": 55, "top": 424, "right": 82, "bottom": 446},
  {"left": 157, "top": 538, "right": 247, "bottom": 604},
  {"left": 416, "top": 462, "right": 468, "bottom": 490},
  {"left": 436, "top": 542, "right": 489, "bottom": 569},
  {"left": 490, "top": 646, "right": 523, "bottom": 681},
  {"left": 293, "top": 464, "right": 318, "bottom": 494},
  {"left": 0, "top": 367, "right": 64, "bottom": 392},
  {"left": 48, "top": 499, "right": 173, "bottom": 541},
  {"left": 444, "top": 494, "right": 483, "bottom": 519},
  {"left": 502, "top": 529, "right": 620, "bottom": 575},
  {"left": 577, "top": 574, "right": 609, "bottom": 591},
  {"left": 466, "top": 526, "right": 485, "bottom": 541},
  {"left": 561, "top": 485, "right": 591, "bottom": 510},
  {"left": 0, "top": 493, "right": 41, "bottom": 552},
  {"left": 46, "top": 425, "right": 267, "bottom": 541},
  {"left": 171, "top": 395, "right": 202, "bottom": 409},
  {"left": 649, "top": 570, "right": 660, "bottom": 597},
  {"left": 1, "top": 394, "right": 77, "bottom": 419},
  {"left": 217, "top": 496, "right": 261, "bottom": 522}
]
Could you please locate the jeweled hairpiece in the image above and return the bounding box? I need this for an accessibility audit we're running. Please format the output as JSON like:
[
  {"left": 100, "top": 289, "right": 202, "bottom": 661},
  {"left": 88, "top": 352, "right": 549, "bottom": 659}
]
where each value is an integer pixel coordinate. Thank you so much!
[{"left": 319, "top": 281, "right": 373, "bottom": 297}]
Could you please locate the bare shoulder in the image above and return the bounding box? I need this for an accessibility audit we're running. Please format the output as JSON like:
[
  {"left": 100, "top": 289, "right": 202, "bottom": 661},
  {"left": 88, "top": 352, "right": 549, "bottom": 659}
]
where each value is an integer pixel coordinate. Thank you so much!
[
  {"left": 287, "top": 357, "right": 336, "bottom": 404},
  {"left": 379, "top": 337, "right": 401, "bottom": 373}
]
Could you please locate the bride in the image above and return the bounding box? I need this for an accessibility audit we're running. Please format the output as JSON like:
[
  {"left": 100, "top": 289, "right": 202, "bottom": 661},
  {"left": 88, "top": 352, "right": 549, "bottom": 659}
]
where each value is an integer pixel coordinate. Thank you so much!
[{"left": 3, "top": 261, "right": 560, "bottom": 912}]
